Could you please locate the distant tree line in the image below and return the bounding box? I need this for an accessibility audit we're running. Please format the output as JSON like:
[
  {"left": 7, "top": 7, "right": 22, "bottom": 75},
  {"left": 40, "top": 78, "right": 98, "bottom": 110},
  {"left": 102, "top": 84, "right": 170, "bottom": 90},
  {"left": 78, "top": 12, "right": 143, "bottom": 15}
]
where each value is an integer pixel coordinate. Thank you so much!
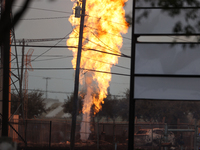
[
  {"left": 11, "top": 90, "right": 46, "bottom": 119},
  {"left": 63, "top": 88, "right": 200, "bottom": 125}
]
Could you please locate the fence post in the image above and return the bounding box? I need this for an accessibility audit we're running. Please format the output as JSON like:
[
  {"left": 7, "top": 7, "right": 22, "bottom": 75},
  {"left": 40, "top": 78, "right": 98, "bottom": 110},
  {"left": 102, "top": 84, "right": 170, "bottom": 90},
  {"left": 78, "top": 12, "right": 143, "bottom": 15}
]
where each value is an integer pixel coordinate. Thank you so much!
[
  {"left": 194, "top": 120, "right": 198, "bottom": 150},
  {"left": 164, "top": 123, "right": 168, "bottom": 150},
  {"left": 25, "top": 120, "right": 27, "bottom": 147},
  {"left": 49, "top": 121, "right": 52, "bottom": 149},
  {"left": 113, "top": 119, "right": 116, "bottom": 150},
  {"left": 97, "top": 115, "right": 99, "bottom": 150}
]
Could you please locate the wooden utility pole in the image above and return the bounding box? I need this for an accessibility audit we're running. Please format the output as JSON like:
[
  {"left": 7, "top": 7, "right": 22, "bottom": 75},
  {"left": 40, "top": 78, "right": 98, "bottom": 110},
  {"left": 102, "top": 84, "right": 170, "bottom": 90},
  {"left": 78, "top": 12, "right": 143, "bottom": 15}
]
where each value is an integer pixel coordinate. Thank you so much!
[
  {"left": 70, "top": 0, "right": 86, "bottom": 150},
  {"left": 128, "top": 0, "right": 136, "bottom": 150}
]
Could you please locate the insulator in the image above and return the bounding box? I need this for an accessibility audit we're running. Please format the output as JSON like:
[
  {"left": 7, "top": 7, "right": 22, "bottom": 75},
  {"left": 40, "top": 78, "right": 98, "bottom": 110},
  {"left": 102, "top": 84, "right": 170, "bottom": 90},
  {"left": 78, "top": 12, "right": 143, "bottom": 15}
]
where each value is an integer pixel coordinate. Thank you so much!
[{"left": 75, "top": 3, "right": 81, "bottom": 18}]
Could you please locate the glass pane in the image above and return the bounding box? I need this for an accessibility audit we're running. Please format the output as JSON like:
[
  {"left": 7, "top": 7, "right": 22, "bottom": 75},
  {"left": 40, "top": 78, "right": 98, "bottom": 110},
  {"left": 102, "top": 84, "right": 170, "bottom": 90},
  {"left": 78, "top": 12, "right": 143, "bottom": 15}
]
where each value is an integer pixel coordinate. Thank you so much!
[
  {"left": 135, "top": 77, "right": 200, "bottom": 100},
  {"left": 135, "top": 9, "right": 200, "bottom": 34},
  {"left": 135, "top": 44, "right": 200, "bottom": 75},
  {"left": 135, "top": 0, "right": 199, "bottom": 7}
]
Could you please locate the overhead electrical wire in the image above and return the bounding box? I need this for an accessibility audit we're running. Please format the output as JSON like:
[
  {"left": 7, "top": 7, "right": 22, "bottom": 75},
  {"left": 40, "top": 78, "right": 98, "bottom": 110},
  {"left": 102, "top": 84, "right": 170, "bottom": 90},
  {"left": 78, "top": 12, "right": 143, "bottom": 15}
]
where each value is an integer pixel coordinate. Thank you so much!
[
  {"left": 10, "top": 44, "right": 131, "bottom": 58},
  {"left": 83, "top": 47, "right": 131, "bottom": 58},
  {"left": 13, "top": 37, "right": 78, "bottom": 43},
  {"left": 13, "top": 5, "right": 73, "bottom": 14},
  {"left": 29, "top": 75, "right": 73, "bottom": 81},
  {"left": 13, "top": 5, "right": 131, "bottom": 27},
  {"left": 87, "top": 31, "right": 121, "bottom": 55},
  {"left": 86, "top": 14, "right": 129, "bottom": 27},
  {"left": 30, "top": 31, "right": 73, "bottom": 62},
  {"left": 29, "top": 75, "right": 129, "bottom": 85},
  {"left": 16, "top": 54, "right": 71, "bottom": 57},
  {"left": 20, "top": 16, "right": 71, "bottom": 20},
  {"left": 29, "top": 74, "right": 129, "bottom": 85},
  {"left": 86, "top": 25, "right": 131, "bottom": 41},
  {"left": 11, "top": 54, "right": 130, "bottom": 71},
  {"left": 30, "top": 56, "right": 73, "bottom": 62},
  {"left": 11, "top": 88, "right": 127, "bottom": 98},
  {"left": 11, "top": 88, "right": 73, "bottom": 94},
  {"left": 87, "top": 31, "right": 130, "bottom": 58},
  {"left": 10, "top": 67, "right": 130, "bottom": 76},
  {"left": 82, "top": 56, "right": 130, "bottom": 70}
]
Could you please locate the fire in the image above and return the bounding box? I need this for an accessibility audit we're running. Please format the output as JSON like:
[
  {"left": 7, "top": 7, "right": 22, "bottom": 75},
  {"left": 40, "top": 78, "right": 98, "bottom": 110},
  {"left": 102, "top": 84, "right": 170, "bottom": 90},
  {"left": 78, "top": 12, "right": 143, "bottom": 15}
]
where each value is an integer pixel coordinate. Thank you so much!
[
  {"left": 67, "top": 0, "right": 128, "bottom": 140},
  {"left": 67, "top": 0, "right": 128, "bottom": 113}
]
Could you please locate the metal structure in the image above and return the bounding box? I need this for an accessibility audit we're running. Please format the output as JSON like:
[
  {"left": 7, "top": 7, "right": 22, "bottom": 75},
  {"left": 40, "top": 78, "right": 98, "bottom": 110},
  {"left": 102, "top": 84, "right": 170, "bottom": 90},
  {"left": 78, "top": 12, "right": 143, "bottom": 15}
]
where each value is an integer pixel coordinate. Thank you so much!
[
  {"left": 43, "top": 77, "right": 51, "bottom": 99},
  {"left": 1, "top": 0, "right": 11, "bottom": 136},
  {"left": 23, "top": 49, "right": 34, "bottom": 119},
  {"left": 129, "top": 2, "right": 200, "bottom": 150}
]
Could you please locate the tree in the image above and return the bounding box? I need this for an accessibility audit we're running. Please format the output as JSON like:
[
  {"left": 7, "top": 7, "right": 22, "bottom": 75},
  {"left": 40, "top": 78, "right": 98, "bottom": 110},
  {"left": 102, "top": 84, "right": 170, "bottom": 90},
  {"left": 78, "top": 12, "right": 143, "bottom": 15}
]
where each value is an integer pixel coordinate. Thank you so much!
[
  {"left": 119, "top": 89, "right": 200, "bottom": 124},
  {"left": 135, "top": 100, "right": 200, "bottom": 124},
  {"left": 0, "top": 0, "right": 56, "bottom": 45},
  {"left": 11, "top": 90, "right": 46, "bottom": 119},
  {"left": 0, "top": 0, "right": 32, "bottom": 45},
  {"left": 62, "top": 93, "right": 83, "bottom": 115},
  {"left": 118, "top": 89, "right": 129, "bottom": 121},
  {"left": 98, "top": 97, "right": 120, "bottom": 122},
  {"left": 126, "top": 0, "right": 200, "bottom": 42}
]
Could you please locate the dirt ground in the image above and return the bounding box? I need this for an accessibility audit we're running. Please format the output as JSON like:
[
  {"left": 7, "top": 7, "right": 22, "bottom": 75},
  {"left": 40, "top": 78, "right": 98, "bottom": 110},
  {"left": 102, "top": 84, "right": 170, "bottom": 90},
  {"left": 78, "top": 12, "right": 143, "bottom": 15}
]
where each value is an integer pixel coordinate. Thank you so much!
[{"left": 17, "top": 141, "right": 128, "bottom": 150}]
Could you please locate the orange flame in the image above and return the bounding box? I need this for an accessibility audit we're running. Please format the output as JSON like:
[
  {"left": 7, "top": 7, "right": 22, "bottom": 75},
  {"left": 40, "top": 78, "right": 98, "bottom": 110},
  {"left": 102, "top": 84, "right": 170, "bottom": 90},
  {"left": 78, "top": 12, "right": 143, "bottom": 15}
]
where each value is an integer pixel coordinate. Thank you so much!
[{"left": 67, "top": 0, "right": 129, "bottom": 114}]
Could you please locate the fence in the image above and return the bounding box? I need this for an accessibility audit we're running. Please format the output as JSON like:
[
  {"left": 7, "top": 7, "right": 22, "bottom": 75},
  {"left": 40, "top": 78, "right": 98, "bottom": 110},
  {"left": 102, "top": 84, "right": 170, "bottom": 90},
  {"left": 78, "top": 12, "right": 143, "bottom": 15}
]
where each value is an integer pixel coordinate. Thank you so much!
[
  {"left": 7, "top": 119, "right": 200, "bottom": 150},
  {"left": 8, "top": 119, "right": 128, "bottom": 149}
]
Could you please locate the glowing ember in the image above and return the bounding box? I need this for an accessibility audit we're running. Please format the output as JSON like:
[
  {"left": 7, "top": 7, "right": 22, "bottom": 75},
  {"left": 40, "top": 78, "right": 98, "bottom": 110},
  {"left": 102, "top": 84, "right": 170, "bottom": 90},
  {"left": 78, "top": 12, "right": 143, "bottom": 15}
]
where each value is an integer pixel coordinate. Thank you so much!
[{"left": 67, "top": 0, "right": 129, "bottom": 141}]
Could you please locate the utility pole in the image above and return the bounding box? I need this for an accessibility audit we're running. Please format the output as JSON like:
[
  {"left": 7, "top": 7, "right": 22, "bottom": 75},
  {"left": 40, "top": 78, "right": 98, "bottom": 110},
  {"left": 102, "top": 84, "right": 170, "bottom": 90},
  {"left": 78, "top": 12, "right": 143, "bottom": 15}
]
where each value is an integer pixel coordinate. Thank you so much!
[
  {"left": 128, "top": 0, "right": 136, "bottom": 150},
  {"left": 70, "top": 0, "right": 86, "bottom": 150},
  {"left": 43, "top": 77, "right": 51, "bottom": 99}
]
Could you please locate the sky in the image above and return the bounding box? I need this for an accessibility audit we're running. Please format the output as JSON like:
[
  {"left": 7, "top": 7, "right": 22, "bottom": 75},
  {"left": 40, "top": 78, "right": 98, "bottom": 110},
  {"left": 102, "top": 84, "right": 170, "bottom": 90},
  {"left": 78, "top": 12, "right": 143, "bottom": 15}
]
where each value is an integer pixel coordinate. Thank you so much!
[
  {"left": 11, "top": 0, "right": 200, "bottom": 102},
  {"left": 11, "top": 0, "right": 133, "bottom": 102}
]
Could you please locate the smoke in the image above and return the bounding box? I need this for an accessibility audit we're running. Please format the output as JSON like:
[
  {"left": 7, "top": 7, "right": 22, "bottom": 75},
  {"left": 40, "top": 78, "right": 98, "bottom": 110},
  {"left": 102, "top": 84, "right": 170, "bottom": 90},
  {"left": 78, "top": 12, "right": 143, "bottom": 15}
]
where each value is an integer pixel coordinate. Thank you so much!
[{"left": 80, "top": 74, "right": 93, "bottom": 141}]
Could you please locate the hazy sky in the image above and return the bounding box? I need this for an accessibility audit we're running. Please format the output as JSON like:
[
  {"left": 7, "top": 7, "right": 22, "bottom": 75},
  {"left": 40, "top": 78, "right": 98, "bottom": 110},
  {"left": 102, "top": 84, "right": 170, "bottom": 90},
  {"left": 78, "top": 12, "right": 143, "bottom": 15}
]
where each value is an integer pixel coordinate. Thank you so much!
[
  {"left": 11, "top": 0, "right": 200, "bottom": 102},
  {"left": 11, "top": 0, "right": 132, "bottom": 102}
]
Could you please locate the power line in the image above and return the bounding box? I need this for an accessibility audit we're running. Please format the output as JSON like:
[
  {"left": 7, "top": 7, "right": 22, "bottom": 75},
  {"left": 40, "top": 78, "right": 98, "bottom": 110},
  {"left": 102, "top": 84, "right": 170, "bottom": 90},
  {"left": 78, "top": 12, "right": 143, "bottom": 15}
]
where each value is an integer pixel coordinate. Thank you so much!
[
  {"left": 20, "top": 16, "right": 71, "bottom": 20},
  {"left": 11, "top": 88, "right": 73, "bottom": 94},
  {"left": 86, "top": 25, "right": 132, "bottom": 40},
  {"left": 13, "top": 5, "right": 73, "bottom": 14},
  {"left": 16, "top": 54, "right": 72, "bottom": 57},
  {"left": 11, "top": 88, "right": 127, "bottom": 97},
  {"left": 30, "top": 56, "right": 73, "bottom": 62},
  {"left": 82, "top": 56, "right": 130, "bottom": 70},
  {"left": 86, "top": 31, "right": 131, "bottom": 58},
  {"left": 29, "top": 75, "right": 73, "bottom": 81},
  {"left": 84, "top": 48, "right": 131, "bottom": 58},
  {"left": 83, "top": 68, "right": 130, "bottom": 76},
  {"left": 13, "top": 5, "right": 130, "bottom": 27},
  {"left": 12, "top": 55, "right": 130, "bottom": 70},
  {"left": 11, "top": 45, "right": 131, "bottom": 58},
  {"left": 31, "top": 31, "right": 73, "bottom": 62},
  {"left": 87, "top": 31, "right": 121, "bottom": 55},
  {"left": 86, "top": 14, "right": 129, "bottom": 27},
  {"left": 10, "top": 67, "right": 130, "bottom": 76},
  {"left": 13, "top": 37, "right": 78, "bottom": 44},
  {"left": 84, "top": 28, "right": 131, "bottom": 58},
  {"left": 12, "top": 55, "right": 129, "bottom": 70},
  {"left": 29, "top": 74, "right": 129, "bottom": 85}
]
